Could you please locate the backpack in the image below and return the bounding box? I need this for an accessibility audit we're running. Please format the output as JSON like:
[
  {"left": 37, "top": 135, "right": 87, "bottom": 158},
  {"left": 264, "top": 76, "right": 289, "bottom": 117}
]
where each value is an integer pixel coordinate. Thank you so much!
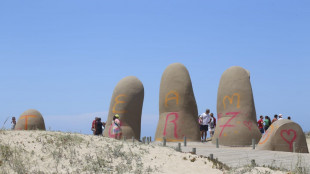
[{"left": 210, "top": 118, "right": 215, "bottom": 129}]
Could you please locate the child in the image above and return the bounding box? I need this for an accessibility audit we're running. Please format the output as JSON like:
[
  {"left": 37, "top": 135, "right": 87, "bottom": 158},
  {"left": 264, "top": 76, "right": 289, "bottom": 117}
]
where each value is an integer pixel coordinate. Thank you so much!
[{"left": 11, "top": 117, "right": 16, "bottom": 130}]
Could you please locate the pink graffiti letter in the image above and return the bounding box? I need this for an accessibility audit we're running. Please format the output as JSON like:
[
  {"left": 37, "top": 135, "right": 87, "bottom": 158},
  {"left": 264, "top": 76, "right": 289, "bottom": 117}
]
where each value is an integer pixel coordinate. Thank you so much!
[
  {"left": 219, "top": 112, "right": 239, "bottom": 137},
  {"left": 163, "top": 112, "right": 179, "bottom": 139}
]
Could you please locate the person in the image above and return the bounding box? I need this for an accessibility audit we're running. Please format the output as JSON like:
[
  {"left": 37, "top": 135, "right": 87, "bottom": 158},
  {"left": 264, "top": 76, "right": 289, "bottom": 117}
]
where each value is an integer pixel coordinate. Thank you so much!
[
  {"left": 287, "top": 116, "right": 291, "bottom": 120},
  {"left": 95, "top": 117, "right": 103, "bottom": 136},
  {"left": 264, "top": 116, "right": 271, "bottom": 131},
  {"left": 267, "top": 116, "right": 272, "bottom": 126},
  {"left": 272, "top": 115, "right": 278, "bottom": 123},
  {"left": 209, "top": 113, "right": 216, "bottom": 137},
  {"left": 102, "top": 121, "right": 106, "bottom": 131},
  {"left": 113, "top": 114, "right": 122, "bottom": 140},
  {"left": 91, "top": 117, "right": 98, "bottom": 135},
  {"left": 11, "top": 117, "right": 16, "bottom": 130},
  {"left": 199, "top": 109, "right": 211, "bottom": 142},
  {"left": 278, "top": 114, "right": 283, "bottom": 120},
  {"left": 257, "top": 115, "right": 264, "bottom": 134}
]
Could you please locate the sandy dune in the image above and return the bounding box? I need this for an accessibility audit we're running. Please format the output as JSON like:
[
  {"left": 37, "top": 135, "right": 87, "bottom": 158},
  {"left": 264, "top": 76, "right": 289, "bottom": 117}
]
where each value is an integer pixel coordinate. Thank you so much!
[
  {"left": 0, "top": 130, "right": 223, "bottom": 174},
  {"left": 0, "top": 131, "right": 293, "bottom": 174}
]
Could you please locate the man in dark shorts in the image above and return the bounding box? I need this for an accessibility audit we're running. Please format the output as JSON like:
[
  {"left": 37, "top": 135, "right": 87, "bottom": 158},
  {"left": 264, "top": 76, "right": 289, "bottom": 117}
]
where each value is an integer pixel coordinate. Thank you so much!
[{"left": 199, "top": 109, "right": 211, "bottom": 142}]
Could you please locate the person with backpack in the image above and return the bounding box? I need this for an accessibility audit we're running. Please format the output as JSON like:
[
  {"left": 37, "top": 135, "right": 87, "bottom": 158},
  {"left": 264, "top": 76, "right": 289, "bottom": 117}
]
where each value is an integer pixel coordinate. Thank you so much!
[
  {"left": 95, "top": 117, "right": 103, "bottom": 136},
  {"left": 112, "top": 114, "right": 122, "bottom": 140}
]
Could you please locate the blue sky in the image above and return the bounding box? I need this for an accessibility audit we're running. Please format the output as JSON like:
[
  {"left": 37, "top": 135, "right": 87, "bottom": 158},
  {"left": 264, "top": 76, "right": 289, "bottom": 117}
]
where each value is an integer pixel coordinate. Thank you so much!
[{"left": 1, "top": 1, "right": 309, "bottom": 137}]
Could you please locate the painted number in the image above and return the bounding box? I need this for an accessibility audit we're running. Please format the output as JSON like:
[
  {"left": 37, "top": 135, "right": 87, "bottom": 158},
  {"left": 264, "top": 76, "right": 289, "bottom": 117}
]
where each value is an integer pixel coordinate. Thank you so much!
[{"left": 112, "top": 94, "right": 127, "bottom": 114}]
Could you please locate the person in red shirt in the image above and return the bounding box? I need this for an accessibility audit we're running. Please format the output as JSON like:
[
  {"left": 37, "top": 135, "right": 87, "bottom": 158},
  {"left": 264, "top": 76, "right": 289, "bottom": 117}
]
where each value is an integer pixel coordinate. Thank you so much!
[
  {"left": 257, "top": 115, "right": 264, "bottom": 134},
  {"left": 91, "top": 117, "right": 98, "bottom": 135}
]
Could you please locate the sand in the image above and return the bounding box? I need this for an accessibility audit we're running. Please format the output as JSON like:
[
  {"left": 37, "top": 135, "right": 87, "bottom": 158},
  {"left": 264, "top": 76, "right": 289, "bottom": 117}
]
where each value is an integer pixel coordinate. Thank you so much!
[
  {"left": 0, "top": 130, "right": 222, "bottom": 174},
  {"left": 0, "top": 130, "right": 296, "bottom": 174}
]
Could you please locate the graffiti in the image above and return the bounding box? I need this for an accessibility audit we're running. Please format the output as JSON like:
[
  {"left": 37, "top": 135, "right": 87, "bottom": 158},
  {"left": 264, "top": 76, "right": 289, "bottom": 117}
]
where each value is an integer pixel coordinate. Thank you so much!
[
  {"left": 163, "top": 112, "right": 179, "bottom": 139},
  {"left": 223, "top": 93, "right": 240, "bottom": 109},
  {"left": 165, "top": 91, "right": 179, "bottom": 107},
  {"left": 217, "top": 113, "right": 223, "bottom": 120},
  {"left": 219, "top": 112, "right": 239, "bottom": 137},
  {"left": 112, "top": 94, "right": 127, "bottom": 114},
  {"left": 20, "top": 115, "right": 37, "bottom": 130},
  {"left": 243, "top": 121, "right": 252, "bottom": 131},
  {"left": 259, "top": 124, "right": 274, "bottom": 145},
  {"left": 280, "top": 129, "right": 297, "bottom": 150}
]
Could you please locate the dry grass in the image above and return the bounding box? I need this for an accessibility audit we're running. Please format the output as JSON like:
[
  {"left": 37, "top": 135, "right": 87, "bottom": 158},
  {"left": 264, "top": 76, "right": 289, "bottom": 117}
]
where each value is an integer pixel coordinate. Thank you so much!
[
  {"left": 0, "top": 130, "right": 157, "bottom": 174},
  {"left": 0, "top": 130, "right": 222, "bottom": 174}
]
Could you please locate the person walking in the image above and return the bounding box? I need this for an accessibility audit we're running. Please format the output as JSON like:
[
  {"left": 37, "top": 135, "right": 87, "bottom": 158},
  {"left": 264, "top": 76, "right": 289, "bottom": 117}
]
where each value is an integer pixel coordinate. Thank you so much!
[
  {"left": 272, "top": 115, "right": 278, "bottom": 123},
  {"left": 199, "top": 109, "right": 211, "bottom": 142},
  {"left": 257, "top": 115, "right": 264, "bottom": 134}
]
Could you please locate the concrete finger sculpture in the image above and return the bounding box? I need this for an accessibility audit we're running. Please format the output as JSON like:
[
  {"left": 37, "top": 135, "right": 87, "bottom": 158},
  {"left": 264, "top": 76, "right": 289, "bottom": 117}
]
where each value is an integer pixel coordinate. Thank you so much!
[
  {"left": 15, "top": 109, "right": 46, "bottom": 130},
  {"left": 103, "top": 76, "right": 144, "bottom": 140},
  {"left": 155, "top": 63, "right": 200, "bottom": 142},
  {"left": 257, "top": 119, "right": 309, "bottom": 153},
  {"left": 212, "top": 66, "right": 261, "bottom": 146}
]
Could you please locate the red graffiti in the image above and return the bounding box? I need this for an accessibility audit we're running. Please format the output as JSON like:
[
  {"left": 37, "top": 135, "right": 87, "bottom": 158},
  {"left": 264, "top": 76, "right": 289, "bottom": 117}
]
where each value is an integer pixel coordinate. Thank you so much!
[
  {"left": 217, "top": 113, "right": 223, "bottom": 120},
  {"left": 163, "top": 112, "right": 179, "bottom": 139},
  {"left": 280, "top": 129, "right": 297, "bottom": 150},
  {"left": 243, "top": 121, "right": 252, "bottom": 131},
  {"left": 219, "top": 112, "right": 239, "bottom": 137}
]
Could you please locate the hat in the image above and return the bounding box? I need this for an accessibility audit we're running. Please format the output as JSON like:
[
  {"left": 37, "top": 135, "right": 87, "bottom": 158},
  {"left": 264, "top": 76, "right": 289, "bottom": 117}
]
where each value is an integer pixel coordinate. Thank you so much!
[
  {"left": 114, "top": 114, "right": 120, "bottom": 118},
  {"left": 279, "top": 114, "right": 283, "bottom": 117}
]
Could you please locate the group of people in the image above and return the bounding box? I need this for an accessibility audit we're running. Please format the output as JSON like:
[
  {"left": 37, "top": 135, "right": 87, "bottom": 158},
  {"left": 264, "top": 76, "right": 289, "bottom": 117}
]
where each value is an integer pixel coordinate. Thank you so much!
[
  {"left": 91, "top": 111, "right": 291, "bottom": 140},
  {"left": 91, "top": 117, "right": 106, "bottom": 135},
  {"left": 198, "top": 109, "right": 216, "bottom": 142},
  {"left": 91, "top": 114, "right": 122, "bottom": 139},
  {"left": 257, "top": 114, "right": 291, "bottom": 134}
]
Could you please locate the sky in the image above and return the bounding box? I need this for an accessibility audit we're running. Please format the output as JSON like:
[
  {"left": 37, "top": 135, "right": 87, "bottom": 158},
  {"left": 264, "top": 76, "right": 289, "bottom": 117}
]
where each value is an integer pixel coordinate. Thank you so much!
[{"left": 0, "top": 1, "right": 310, "bottom": 138}]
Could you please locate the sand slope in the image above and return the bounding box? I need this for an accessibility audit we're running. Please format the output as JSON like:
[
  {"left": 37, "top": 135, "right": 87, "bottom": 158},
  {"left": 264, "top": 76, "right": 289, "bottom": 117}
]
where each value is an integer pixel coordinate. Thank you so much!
[
  {"left": 0, "top": 131, "right": 223, "bottom": 174},
  {"left": 0, "top": 131, "right": 292, "bottom": 174}
]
